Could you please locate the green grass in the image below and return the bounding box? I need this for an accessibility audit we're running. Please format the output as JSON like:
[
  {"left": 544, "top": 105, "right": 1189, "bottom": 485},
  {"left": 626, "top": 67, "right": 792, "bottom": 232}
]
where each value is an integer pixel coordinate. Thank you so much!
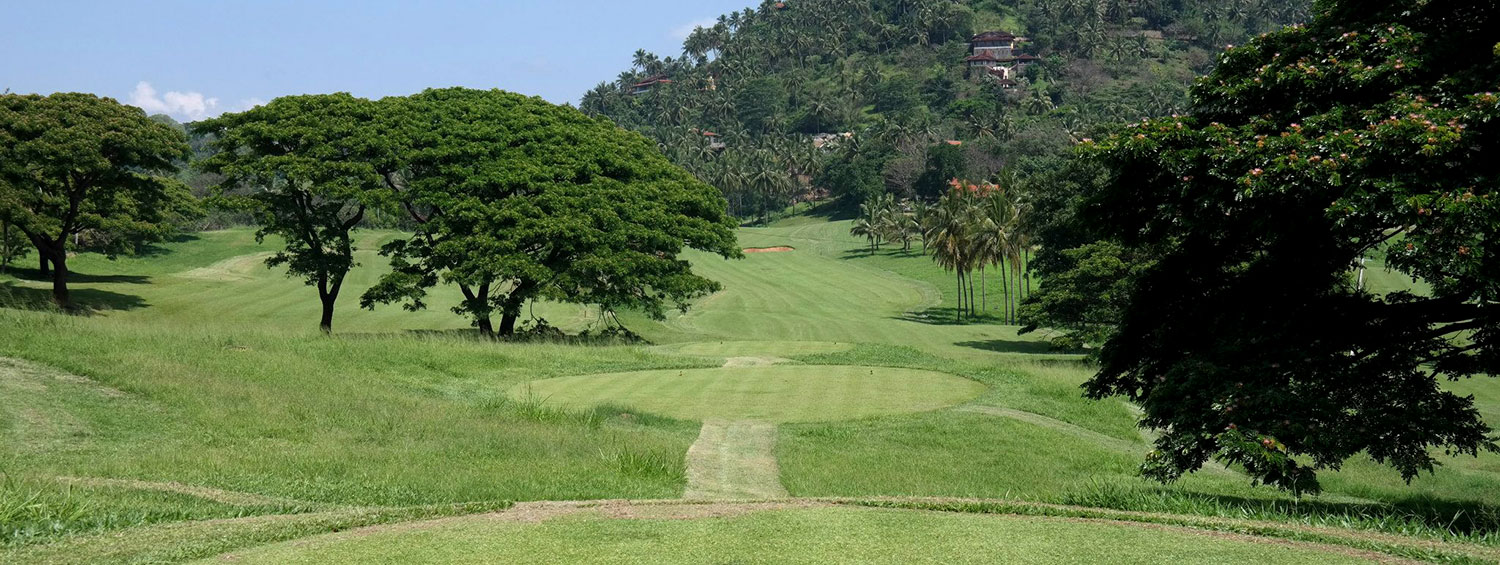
[
  {"left": 514, "top": 366, "right": 986, "bottom": 423},
  {"left": 650, "top": 340, "right": 854, "bottom": 358},
  {"left": 3, "top": 215, "right": 1500, "bottom": 561},
  {"left": 185, "top": 506, "right": 1374, "bottom": 565},
  {"left": 0, "top": 309, "right": 704, "bottom": 546}
]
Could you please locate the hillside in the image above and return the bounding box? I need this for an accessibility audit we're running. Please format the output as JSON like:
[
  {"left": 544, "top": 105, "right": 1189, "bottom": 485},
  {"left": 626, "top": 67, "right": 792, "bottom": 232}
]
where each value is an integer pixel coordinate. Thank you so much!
[{"left": 581, "top": 0, "right": 1312, "bottom": 219}]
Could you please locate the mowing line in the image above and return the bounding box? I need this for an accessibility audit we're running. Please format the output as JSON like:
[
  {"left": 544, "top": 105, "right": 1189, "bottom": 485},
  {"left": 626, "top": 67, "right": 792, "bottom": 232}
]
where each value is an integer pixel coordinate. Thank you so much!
[{"left": 683, "top": 421, "right": 788, "bottom": 500}]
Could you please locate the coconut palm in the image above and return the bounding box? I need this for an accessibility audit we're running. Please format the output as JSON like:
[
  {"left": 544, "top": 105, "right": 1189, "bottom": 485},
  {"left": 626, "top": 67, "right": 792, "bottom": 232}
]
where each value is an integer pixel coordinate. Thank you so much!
[
  {"left": 850, "top": 200, "right": 883, "bottom": 253},
  {"left": 926, "top": 188, "right": 980, "bottom": 321}
]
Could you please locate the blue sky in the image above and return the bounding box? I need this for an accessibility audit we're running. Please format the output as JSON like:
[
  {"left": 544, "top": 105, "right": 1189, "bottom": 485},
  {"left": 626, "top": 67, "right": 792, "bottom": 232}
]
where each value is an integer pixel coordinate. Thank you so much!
[{"left": 0, "top": 0, "right": 750, "bottom": 121}]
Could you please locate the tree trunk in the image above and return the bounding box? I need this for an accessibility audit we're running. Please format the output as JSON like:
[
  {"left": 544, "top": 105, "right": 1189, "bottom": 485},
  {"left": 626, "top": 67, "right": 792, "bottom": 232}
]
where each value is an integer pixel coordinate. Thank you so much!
[
  {"left": 1014, "top": 266, "right": 1026, "bottom": 323},
  {"left": 981, "top": 265, "right": 987, "bottom": 313},
  {"left": 1024, "top": 248, "right": 1032, "bottom": 298},
  {"left": 497, "top": 280, "right": 534, "bottom": 337},
  {"left": 477, "top": 316, "right": 496, "bottom": 338},
  {"left": 38, "top": 251, "right": 50, "bottom": 277},
  {"left": 49, "top": 249, "right": 70, "bottom": 309},
  {"left": 499, "top": 312, "right": 520, "bottom": 336},
  {"left": 955, "top": 272, "right": 963, "bottom": 322},
  {"left": 999, "top": 258, "right": 1010, "bottom": 323},
  {"left": 969, "top": 270, "right": 977, "bottom": 317}
]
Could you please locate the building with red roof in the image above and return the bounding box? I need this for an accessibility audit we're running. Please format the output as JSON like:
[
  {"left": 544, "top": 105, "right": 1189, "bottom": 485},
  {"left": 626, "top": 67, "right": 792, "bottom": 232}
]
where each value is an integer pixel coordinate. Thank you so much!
[{"left": 630, "top": 75, "right": 673, "bottom": 95}]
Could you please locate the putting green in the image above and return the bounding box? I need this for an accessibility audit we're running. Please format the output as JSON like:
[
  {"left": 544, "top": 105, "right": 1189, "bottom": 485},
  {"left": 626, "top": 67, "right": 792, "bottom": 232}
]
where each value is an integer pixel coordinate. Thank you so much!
[
  {"left": 653, "top": 340, "right": 854, "bottom": 358},
  {"left": 513, "top": 366, "right": 985, "bottom": 422},
  {"left": 198, "top": 506, "right": 1377, "bottom": 564}
]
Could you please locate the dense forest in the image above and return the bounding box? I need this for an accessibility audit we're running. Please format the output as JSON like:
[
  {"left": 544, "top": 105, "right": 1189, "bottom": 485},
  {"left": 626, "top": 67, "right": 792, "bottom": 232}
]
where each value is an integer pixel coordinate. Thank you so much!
[{"left": 581, "top": 0, "right": 1312, "bottom": 219}]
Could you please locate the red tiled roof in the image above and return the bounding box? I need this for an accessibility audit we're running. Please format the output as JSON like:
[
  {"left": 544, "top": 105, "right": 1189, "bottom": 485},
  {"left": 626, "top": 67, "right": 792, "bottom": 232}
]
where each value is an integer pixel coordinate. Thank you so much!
[
  {"left": 971, "top": 31, "right": 1016, "bottom": 42},
  {"left": 968, "top": 52, "right": 1039, "bottom": 64},
  {"left": 631, "top": 75, "right": 673, "bottom": 89}
]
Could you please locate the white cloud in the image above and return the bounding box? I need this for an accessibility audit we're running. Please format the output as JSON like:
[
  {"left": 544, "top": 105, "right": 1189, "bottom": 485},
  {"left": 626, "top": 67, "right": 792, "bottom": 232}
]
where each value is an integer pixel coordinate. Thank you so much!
[
  {"left": 127, "top": 81, "right": 220, "bottom": 121},
  {"left": 236, "top": 97, "right": 267, "bottom": 111},
  {"left": 671, "top": 18, "right": 717, "bottom": 41}
]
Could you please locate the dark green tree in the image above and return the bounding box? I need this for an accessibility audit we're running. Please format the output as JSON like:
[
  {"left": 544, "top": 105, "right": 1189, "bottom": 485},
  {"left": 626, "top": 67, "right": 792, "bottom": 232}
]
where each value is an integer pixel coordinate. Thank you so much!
[
  {"left": 362, "top": 88, "right": 740, "bottom": 337},
  {"left": 0, "top": 219, "right": 28, "bottom": 274},
  {"left": 1053, "top": 0, "right": 1500, "bottom": 493},
  {"left": 196, "top": 94, "right": 389, "bottom": 334},
  {"left": 0, "top": 93, "right": 190, "bottom": 308},
  {"left": 734, "top": 77, "right": 786, "bottom": 136},
  {"left": 913, "top": 142, "right": 969, "bottom": 200}
]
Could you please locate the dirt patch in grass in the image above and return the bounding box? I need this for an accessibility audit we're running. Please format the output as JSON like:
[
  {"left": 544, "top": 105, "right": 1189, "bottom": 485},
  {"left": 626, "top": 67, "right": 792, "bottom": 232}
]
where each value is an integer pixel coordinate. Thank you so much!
[
  {"left": 721, "top": 356, "right": 789, "bottom": 367},
  {"left": 743, "top": 247, "right": 795, "bottom": 253}
]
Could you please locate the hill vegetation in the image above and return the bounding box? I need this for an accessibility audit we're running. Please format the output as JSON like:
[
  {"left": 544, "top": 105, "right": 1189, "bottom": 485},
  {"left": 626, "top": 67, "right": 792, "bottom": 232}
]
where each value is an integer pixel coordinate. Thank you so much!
[{"left": 582, "top": 0, "right": 1311, "bottom": 219}]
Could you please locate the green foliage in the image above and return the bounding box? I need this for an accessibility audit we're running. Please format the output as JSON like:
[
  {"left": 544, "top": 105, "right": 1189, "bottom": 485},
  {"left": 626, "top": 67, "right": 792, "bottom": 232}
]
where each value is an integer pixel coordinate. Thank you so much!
[
  {"left": 816, "top": 145, "right": 887, "bottom": 205},
  {"left": 0, "top": 92, "right": 191, "bottom": 307},
  {"left": 873, "top": 74, "right": 922, "bottom": 115},
  {"left": 1043, "top": 0, "right": 1500, "bottom": 493},
  {"left": 734, "top": 77, "right": 786, "bottom": 135},
  {"left": 0, "top": 221, "right": 27, "bottom": 273},
  {"left": 582, "top": 0, "right": 1313, "bottom": 216},
  {"left": 913, "top": 143, "right": 970, "bottom": 200},
  {"left": 361, "top": 88, "right": 740, "bottom": 336},
  {"left": 195, "top": 93, "right": 388, "bottom": 333},
  {"left": 1018, "top": 241, "right": 1144, "bottom": 348}
]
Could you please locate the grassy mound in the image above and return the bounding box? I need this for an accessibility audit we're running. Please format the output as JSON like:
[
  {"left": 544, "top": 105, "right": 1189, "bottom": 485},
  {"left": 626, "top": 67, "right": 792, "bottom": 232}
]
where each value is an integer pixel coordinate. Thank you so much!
[{"left": 514, "top": 366, "right": 985, "bottom": 423}]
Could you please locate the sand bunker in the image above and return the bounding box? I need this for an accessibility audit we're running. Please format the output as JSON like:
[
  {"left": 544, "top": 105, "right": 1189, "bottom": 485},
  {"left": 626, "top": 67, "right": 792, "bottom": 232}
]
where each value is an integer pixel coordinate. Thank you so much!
[{"left": 743, "top": 247, "right": 795, "bottom": 253}]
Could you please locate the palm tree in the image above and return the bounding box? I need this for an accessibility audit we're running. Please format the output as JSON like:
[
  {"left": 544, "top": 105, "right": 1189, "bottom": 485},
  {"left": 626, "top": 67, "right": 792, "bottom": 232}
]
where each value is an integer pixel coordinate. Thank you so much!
[
  {"left": 974, "top": 187, "right": 1021, "bottom": 322},
  {"left": 926, "top": 189, "right": 979, "bottom": 321},
  {"left": 850, "top": 214, "right": 879, "bottom": 253}
]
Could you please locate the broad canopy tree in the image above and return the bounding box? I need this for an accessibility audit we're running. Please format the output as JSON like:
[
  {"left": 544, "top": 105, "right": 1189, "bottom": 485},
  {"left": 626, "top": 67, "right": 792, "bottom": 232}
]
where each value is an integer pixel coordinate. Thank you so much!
[
  {"left": 0, "top": 93, "right": 191, "bottom": 308},
  {"left": 196, "top": 94, "right": 387, "bottom": 333},
  {"left": 361, "top": 88, "right": 740, "bottom": 337},
  {"left": 1045, "top": 0, "right": 1500, "bottom": 493}
]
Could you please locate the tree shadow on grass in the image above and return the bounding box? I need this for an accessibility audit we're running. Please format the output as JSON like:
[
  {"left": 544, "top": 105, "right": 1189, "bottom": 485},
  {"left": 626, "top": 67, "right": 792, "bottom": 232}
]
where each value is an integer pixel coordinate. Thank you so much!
[
  {"left": 341, "top": 328, "right": 652, "bottom": 346},
  {"left": 131, "top": 233, "right": 203, "bottom": 258},
  {"left": 840, "top": 247, "right": 925, "bottom": 261},
  {"left": 953, "top": 339, "right": 1062, "bottom": 355},
  {"left": 0, "top": 281, "right": 148, "bottom": 314},
  {"left": 8, "top": 268, "right": 150, "bottom": 285},
  {"left": 894, "top": 307, "right": 1010, "bottom": 326},
  {"left": 1075, "top": 486, "right": 1500, "bottom": 541}
]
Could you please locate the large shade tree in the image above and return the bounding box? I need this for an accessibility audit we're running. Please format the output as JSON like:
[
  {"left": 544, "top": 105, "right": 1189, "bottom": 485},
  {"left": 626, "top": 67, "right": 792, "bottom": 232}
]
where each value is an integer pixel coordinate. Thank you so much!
[
  {"left": 1056, "top": 0, "right": 1500, "bottom": 493},
  {"left": 362, "top": 88, "right": 740, "bottom": 337},
  {"left": 196, "top": 93, "right": 389, "bottom": 333},
  {"left": 0, "top": 93, "right": 191, "bottom": 308}
]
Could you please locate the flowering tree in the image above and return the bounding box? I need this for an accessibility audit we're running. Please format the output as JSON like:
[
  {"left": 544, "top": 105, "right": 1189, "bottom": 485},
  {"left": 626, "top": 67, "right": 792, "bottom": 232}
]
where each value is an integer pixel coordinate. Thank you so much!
[{"left": 1065, "top": 1, "right": 1500, "bottom": 493}]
